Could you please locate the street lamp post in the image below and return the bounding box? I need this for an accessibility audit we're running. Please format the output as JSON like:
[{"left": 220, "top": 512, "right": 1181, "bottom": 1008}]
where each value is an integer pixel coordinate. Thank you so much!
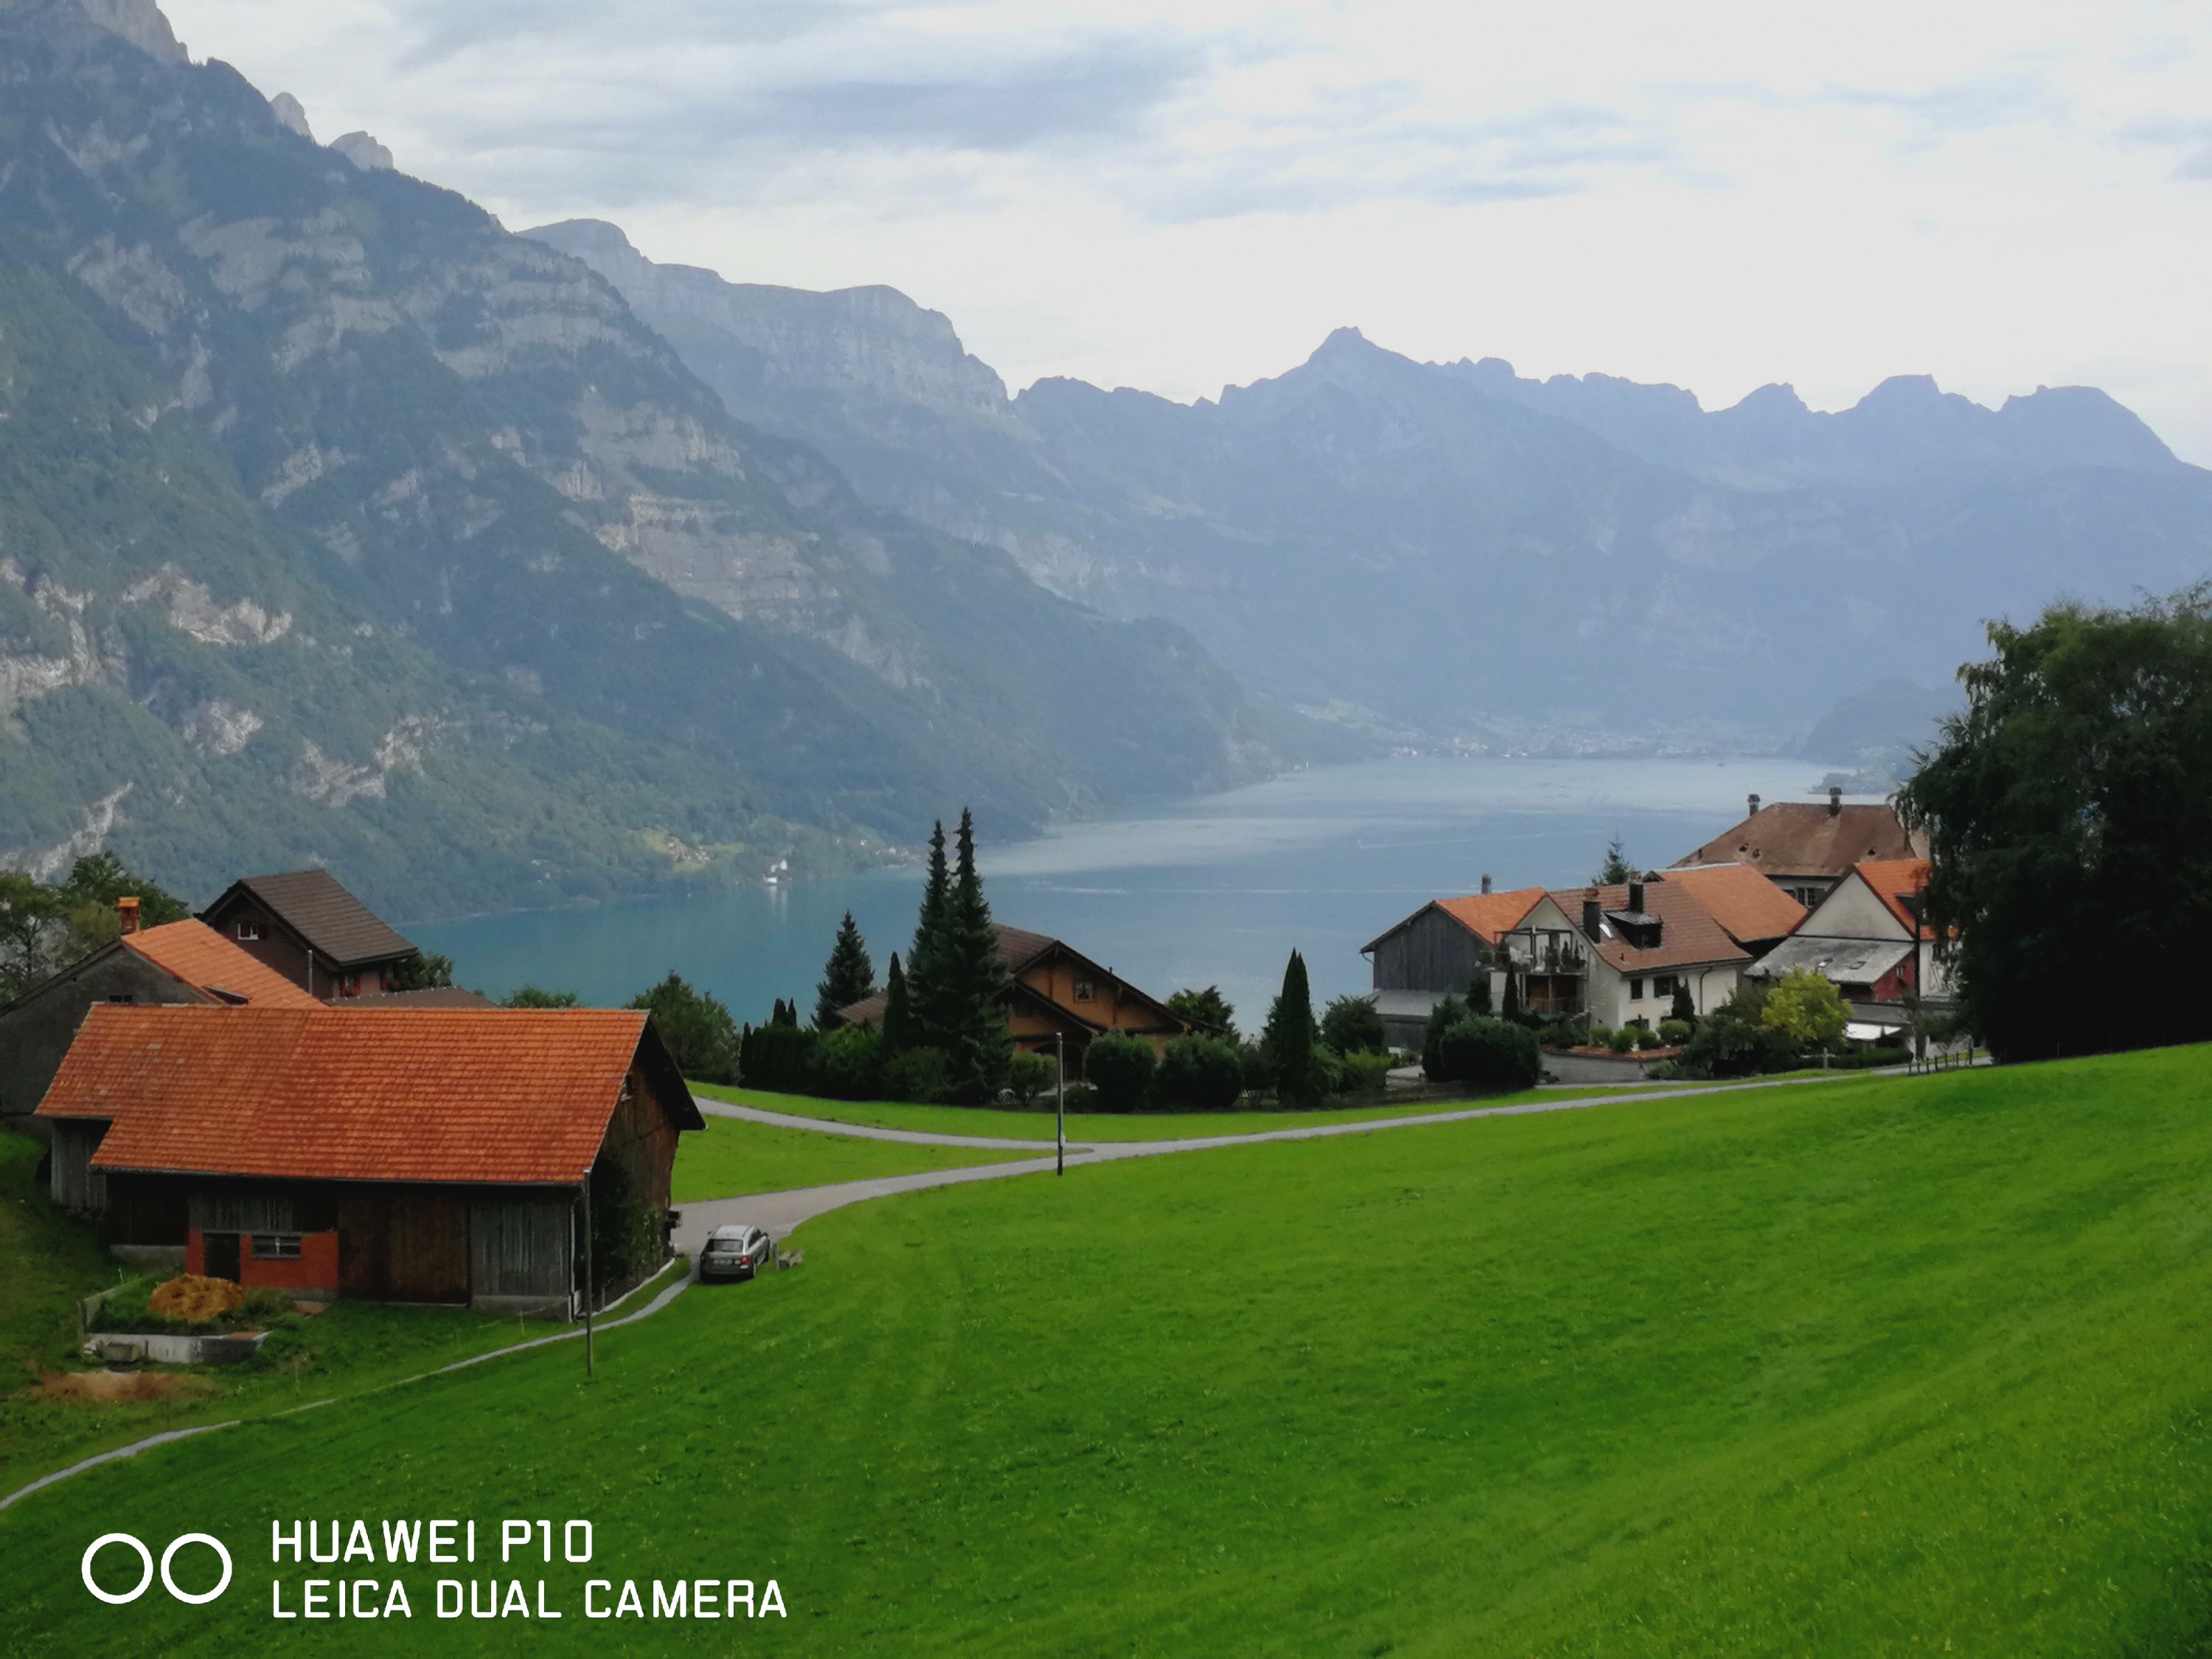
[{"left": 1055, "top": 1029, "right": 1065, "bottom": 1178}]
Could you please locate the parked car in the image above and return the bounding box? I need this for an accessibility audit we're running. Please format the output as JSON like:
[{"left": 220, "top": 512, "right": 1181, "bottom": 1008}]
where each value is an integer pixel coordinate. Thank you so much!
[{"left": 700, "top": 1223, "right": 774, "bottom": 1282}]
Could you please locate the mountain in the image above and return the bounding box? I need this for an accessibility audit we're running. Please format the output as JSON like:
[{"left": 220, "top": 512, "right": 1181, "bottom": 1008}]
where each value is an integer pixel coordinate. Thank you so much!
[
  {"left": 532, "top": 220, "right": 2212, "bottom": 748},
  {"left": 0, "top": 0, "right": 1322, "bottom": 918}
]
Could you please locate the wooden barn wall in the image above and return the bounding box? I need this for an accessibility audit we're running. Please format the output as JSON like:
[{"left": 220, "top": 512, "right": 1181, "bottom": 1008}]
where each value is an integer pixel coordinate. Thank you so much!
[
  {"left": 101, "top": 1173, "right": 189, "bottom": 1245},
  {"left": 1371, "top": 911, "right": 1484, "bottom": 993},
  {"left": 48, "top": 1119, "right": 108, "bottom": 1212},
  {"left": 470, "top": 1192, "right": 573, "bottom": 1298},
  {"left": 189, "top": 1180, "right": 338, "bottom": 1234},
  {"left": 605, "top": 1065, "right": 681, "bottom": 1213},
  {"left": 338, "top": 1185, "right": 470, "bottom": 1304}
]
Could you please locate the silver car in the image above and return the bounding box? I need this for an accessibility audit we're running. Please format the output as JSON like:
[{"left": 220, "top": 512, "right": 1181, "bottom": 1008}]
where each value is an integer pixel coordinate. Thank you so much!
[{"left": 700, "top": 1223, "right": 773, "bottom": 1282}]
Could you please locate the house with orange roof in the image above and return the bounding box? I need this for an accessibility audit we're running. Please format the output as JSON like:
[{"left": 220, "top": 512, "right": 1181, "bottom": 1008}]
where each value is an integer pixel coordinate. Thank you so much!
[
  {"left": 1502, "top": 874, "right": 1753, "bottom": 1029},
  {"left": 1672, "top": 788, "right": 1925, "bottom": 908},
  {"left": 1360, "top": 877, "right": 1548, "bottom": 1046},
  {"left": 0, "top": 900, "right": 321, "bottom": 1138},
  {"left": 1658, "top": 861, "right": 1808, "bottom": 957},
  {"left": 1745, "top": 858, "right": 1952, "bottom": 1032},
  {"left": 36, "top": 1005, "right": 701, "bottom": 1313}
]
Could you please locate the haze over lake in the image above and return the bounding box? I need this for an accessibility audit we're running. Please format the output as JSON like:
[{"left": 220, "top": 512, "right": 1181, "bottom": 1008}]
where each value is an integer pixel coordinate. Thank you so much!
[{"left": 414, "top": 757, "right": 1847, "bottom": 1029}]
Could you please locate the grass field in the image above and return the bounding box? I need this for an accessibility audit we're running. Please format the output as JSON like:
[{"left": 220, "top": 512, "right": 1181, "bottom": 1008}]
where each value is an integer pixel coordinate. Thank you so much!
[
  {"left": 7, "top": 1048, "right": 2211, "bottom": 1655},
  {"left": 689, "top": 1079, "right": 1711, "bottom": 1141},
  {"left": 672, "top": 1113, "right": 1034, "bottom": 1202}
]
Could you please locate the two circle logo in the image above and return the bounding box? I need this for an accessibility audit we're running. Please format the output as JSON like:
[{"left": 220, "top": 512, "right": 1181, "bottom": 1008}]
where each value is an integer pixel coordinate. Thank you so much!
[{"left": 81, "top": 1533, "right": 232, "bottom": 1605}]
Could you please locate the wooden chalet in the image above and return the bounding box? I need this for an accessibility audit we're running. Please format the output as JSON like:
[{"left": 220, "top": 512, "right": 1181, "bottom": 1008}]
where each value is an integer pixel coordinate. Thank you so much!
[
  {"left": 0, "top": 905, "right": 319, "bottom": 1138},
  {"left": 1361, "top": 877, "right": 1548, "bottom": 1046},
  {"left": 36, "top": 1006, "right": 700, "bottom": 1315},
  {"left": 198, "top": 869, "right": 420, "bottom": 1000},
  {"left": 838, "top": 925, "right": 1185, "bottom": 1080}
]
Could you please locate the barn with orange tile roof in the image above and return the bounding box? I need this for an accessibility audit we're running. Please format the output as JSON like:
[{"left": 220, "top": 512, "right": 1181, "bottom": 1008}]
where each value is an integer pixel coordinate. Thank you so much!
[
  {"left": 0, "top": 908, "right": 321, "bottom": 1140},
  {"left": 1360, "top": 883, "right": 1549, "bottom": 1046},
  {"left": 36, "top": 1006, "right": 701, "bottom": 1313}
]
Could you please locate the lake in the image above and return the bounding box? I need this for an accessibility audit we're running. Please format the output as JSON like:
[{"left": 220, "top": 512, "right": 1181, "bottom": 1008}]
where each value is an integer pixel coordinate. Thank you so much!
[{"left": 412, "top": 756, "right": 1843, "bottom": 1032}]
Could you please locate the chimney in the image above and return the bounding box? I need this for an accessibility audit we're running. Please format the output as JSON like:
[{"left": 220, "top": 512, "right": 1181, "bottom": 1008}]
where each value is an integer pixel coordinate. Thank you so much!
[
  {"left": 1479, "top": 873, "right": 1492, "bottom": 895},
  {"left": 1747, "top": 792, "right": 1761, "bottom": 818},
  {"left": 1829, "top": 785, "right": 1843, "bottom": 816},
  {"left": 116, "top": 895, "right": 140, "bottom": 936},
  {"left": 1581, "top": 886, "right": 1603, "bottom": 942},
  {"left": 1627, "top": 877, "right": 1645, "bottom": 914}
]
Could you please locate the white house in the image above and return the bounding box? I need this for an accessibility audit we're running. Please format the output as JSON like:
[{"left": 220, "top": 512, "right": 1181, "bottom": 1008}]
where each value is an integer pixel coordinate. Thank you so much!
[
  {"left": 1500, "top": 874, "right": 1753, "bottom": 1030},
  {"left": 1745, "top": 858, "right": 1950, "bottom": 1037}
]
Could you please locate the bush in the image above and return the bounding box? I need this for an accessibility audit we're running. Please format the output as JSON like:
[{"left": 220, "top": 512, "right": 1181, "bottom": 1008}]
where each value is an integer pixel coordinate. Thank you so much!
[
  {"left": 740, "top": 1022, "right": 820, "bottom": 1093},
  {"left": 1425, "top": 1017, "right": 1542, "bottom": 1091},
  {"left": 1607, "top": 1026, "right": 1637, "bottom": 1054},
  {"left": 631, "top": 972, "right": 741, "bottom": 1082},
  {"left": 1156, "top": 1034, "right": 1246, "bottom": 1110},
  {"left": 813, "top": 1024, "right": 883, "bottom": 1100},
  {"left": 1319, "top": 995, "right": 1388, "bottom": 1055},
  {"left": 1237, "top": 1041, "right": 1276, "bottom": 1098},
  {"left": 1658, "top": 1019, "right": 1694, "bottom": 1046},
  {"left": 1085, "top": 1033, "right": 1158, "bottom": 1113},
  {"left": 1421, "top": 994, "right": 1470, "bottom": 1075},
  {"left": 1675, "top": 984, "right": 1800, "bottom": 1079},
  {"left": 1060, "top": 1083, "right": 1099, "bottom": 1114},
  {"left": 1762, "top": 968, "right": 1850, "bottom": 1049},
  {"left": 881, "top": 1046, "right": 950, "bottom": 1104},
  {"left": 1007, "top": 1051, "right": 1057, "bottom": 1108},
  {"left": 1585, "top": 1024, "right": 1613, "bottom": 1051},
  {"left": 1335, "top": 1048, "right": 1394, "bottom": 1095},
  {"left": 1633, "top": 1026, "right": 1663, "bottom": 1051}
]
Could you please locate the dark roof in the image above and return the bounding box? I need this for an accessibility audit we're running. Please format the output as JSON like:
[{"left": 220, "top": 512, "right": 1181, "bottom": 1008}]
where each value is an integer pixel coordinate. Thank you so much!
[
  {"left": 38, "top": 1006, "right": 700, "bottom": 1183},
  {"left": 347, "top": 987, "right": 499, "bottom": 1009},
  {"left": 200, "top": 869, "right": 417, "bottom": 967},
  {"left": 993, "top": 925, "right": 1057, "bottom": 970},
  {"left": 835, "top": 925, "right": 1182, "bottom": 1034},
  {"left": 1672, "top": 801, "right": 1924, "bottom": 880}
]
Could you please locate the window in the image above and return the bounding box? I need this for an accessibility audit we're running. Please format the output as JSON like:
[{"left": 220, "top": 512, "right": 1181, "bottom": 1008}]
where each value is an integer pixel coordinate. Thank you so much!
[
  {"left": 1629, "top": 977, "right": 1645, "bottom": 1000},
  {"left": 250, "top": 1234, "right": 302, "bottom": 1260},
  {"left": 1073, "top": 980, "right": 1096, "bottom": 1003},
  {"left": 107, "top": 994, "right": 135, "bottom": 1004},
  {"left": 235, "top": 921, "right": 262, "bottom": 942},
  {"left": 1654, "top": 975, "right": 1677, "bottom": 999}
]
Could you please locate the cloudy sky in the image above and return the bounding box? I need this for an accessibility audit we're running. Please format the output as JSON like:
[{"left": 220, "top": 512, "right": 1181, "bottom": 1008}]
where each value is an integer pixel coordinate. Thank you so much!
[{"left": 163, "top": 0, "right": 2212, "bottom": 461}]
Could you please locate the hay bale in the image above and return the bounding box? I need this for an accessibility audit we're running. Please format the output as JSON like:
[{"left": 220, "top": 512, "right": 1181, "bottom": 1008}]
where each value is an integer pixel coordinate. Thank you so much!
[{"left": 148, "top": 1274, "right": 244, "bottom": 1324}]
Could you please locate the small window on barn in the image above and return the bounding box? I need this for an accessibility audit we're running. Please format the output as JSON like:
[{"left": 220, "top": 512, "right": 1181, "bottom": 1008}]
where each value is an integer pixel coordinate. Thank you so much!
[
  {"left": 235, "top": 921, "right": 262, "bottom": 942},
  {"left": 1074, "top": 980, "right": 1096, "bottom": 1002},
  {"left": 250, "top": 1234, "right": 302, "bottom": 1260},
  {"left": 108, "top": 994, "right": 134, "bottom": 1004}
]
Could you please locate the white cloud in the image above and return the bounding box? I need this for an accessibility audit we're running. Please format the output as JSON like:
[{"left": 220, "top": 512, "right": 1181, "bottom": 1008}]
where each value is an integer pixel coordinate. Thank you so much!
[{"left": 164, "top": 0, "right": 2212, "bottom": 461}]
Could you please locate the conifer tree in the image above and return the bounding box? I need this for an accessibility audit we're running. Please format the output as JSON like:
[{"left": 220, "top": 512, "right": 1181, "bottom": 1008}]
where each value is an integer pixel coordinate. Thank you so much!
[
  {"left": 904, "top": 821, "right": 955, "bottom": 1048},
  {"left": 1597, "top": 838, "right": 1632, "bottom": 885},
  {"left": 1262, "top": 949, "right": 1320, "bottom": 1106},
  {"left": 944, "top": 808, "right": 1013, "bottom": 1102},
  {"left": 813, "top": 911, "right": 877, "bottom": 1028},
  {"left": 880, "top": 952, "right": 914, "bottom": 1053}
]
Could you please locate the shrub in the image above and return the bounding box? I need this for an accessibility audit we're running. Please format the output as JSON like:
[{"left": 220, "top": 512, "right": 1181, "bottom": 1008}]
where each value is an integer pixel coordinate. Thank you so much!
[
  {"left": 1421, "top": 994, "right": 1470, "bottom": 1077},
  {"left": 1060, "top": 1083, "right": 1099, "bottom": 1114},
  {"left": 1658, "top": 1019, "right": 1694, "bottom": 1046},
  {"left": 813, "top": 1023, "right": 883, "bottom": 1101},
  {"left": 1319, "top": 995, "right": 1388, "bottom": 1055},
  {"left": 1426, "top": 1017, "right": 1542, "bottom": 1091},
  {"left": 1084, "top": 1033, "right": 1158, "bottom": 1113},
  {"left": 1675, "top": 983, "right": 1800, "bottom": 1078},
  {"left": 1156, "top": 1034, "right": 1245, "bottom": 1110},
  {"left": 1762, "top": 968, "right": 1850, "bottom": 1050},
  {"left": 1633, "top": 1026, "right": 1663, "bottom": 1051},
  {"left": 1335, "top": 1048, "right": 1394, "bottom": 1095},
  {"left": 1607, "top": 1026, "right": 1636, "bottom": 1054},
  {"left": 881, "top": 1046, "right": 950, "bottom": 1104},
  {"left": 1237, "top": 1041, "right": 1276, "bottom": 1097},
  {"left": 1007, "top": 1051, "right": 1057, "bottom": 1108},
  {"left": 1309, "top": 1044, "right": 1345, "bottom": 1099},
  {"left": 740, "top": 1023, "right": 820, "bottom": 1094},
  {"left": 1585, "top": 1024, "right": 1614, "bottom": 1051}
]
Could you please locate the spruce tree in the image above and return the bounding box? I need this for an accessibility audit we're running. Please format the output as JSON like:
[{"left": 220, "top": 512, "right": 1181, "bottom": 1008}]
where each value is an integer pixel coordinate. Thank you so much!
[
  {"left": 1597, "top": 838, "right": 1632, "bottom": 885},
  {"left": 944, "top": 808, "right": 1013, "bottom": 1102},
  {"left": 905, "top": 821, "right": 955, "bottom": 1048},
  {"left": 880, "top": 952, "right": 914, "bottom": 1053},
  {"left": 1262, "top": 949, "right": 1320, "bottom": 1107},
  {"left": 813, "top": 911, "right": 877, "bottom": 1028}
]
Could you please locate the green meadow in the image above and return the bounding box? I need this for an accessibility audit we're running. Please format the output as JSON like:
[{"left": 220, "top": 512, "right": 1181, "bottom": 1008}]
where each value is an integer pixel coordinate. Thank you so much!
[
  {"left": 672, "top": 1113, "right": 1034, "bottom": 1203},
  {"left": 688, "top": 1079, "right": 1714, "bottom": 1142},
  {"left": 7, "top": 1048, "right": 2212, "bottom": 1655}
]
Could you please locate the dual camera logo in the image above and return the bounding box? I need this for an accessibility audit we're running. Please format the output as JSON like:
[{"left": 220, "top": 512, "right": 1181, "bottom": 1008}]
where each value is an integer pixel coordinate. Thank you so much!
[{"left": 82, "top": 1532, "right": 233, "bottom": 1605}]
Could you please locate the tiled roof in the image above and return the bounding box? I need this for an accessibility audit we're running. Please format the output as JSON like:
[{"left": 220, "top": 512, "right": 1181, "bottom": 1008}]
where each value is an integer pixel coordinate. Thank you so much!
[
  {"left": 1659, "top": 863, "right": 1808, "bottom": 946},
  {"left": 201, "top": 869, "right": 417, "bottom": 967},
  {"left": 1540, "top": 879, "right": 1751, "bottom": 973},
  {"left": 1671, "top": 802, "right": 1924, "bottom": 880},
  {"left": 1362, "top": 888, "right": 1545, "bottom": 953},
  {"left": 993, "top": 925, "right": 1057, "bottom": 969},
  {"left": 37, "top": 1006, "right": 698, "bottom": 1184},
  {"left": 1850, "top": 858, "right": 1935, "bottom": 938},
  {"left": 837, "top": 924, "right": 1181, "bottom": 1033},
  {"left": 123, "top": 922, "right": 323, "bottom": 1009}
]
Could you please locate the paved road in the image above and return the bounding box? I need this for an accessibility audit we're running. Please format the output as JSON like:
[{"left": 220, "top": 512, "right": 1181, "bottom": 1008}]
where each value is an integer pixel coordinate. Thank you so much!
[
  {"left": 675, "top": 1069, "right": 1883, "bottom": 1253},
  {"left": 695, "top": 1096, "right": 1065, "bottom": 1151}
]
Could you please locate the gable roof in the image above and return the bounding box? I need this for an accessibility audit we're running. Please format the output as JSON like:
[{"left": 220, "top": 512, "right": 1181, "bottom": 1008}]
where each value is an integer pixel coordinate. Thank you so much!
[
  {"left": 1847, "top": 858, "right": 1935, "bottom": 938},
  {"left": 198, "top": 870, "right": 417, "bottom": 968},
  {"left": 1746, "top": 934, "right": 1915, "bottom": 986},
  {"left": 1671, "top": 802, "right": 1924, "bottom": 880},
  {"left": 123, "top": 921, "right": 324, "bottom": 1009},
  {"left": 1528, "top": 878, "right": 1751, "bottom": 975},
  {"left": 1658, "top": 863, "right": 1809, "bottom": 947},
  {"left": 836, "top": 924, "right": 1183, "bottom": 1033},
  {"left": 1363, "top": 887, "right": 1547, "bottom": 954},
  {"left": 36, "top": 1006, "right": 699, "bottom": 1185}
]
